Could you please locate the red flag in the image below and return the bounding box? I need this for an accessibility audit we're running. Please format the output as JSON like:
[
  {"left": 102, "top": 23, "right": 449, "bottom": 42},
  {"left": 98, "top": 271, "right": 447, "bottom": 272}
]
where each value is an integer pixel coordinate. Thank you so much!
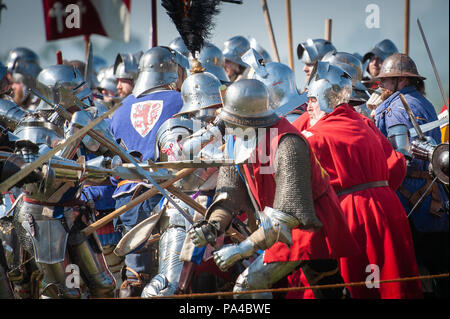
[{"left": 42, "top": 0, "right": 131, "bottom": 42}]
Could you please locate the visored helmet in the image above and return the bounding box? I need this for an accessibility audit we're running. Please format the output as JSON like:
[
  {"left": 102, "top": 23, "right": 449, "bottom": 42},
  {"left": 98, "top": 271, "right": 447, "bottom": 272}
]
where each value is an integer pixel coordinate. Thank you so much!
[
  {"left": 35, "top": 64, "right": 93, "bottom": 110},
  {"left": 248, "top": 36, "right": 272, "bottom": 63},
  {"left": 155, "top": 117, "right": 201, "bottom": 162},
  {"left": 243, "top": 48, "right": 305, "bottom": 114},
  {"left": 222, "top": 36, "right": 251, "bottom": 67},
  {"left": 6, "top": 47, "right": 40, "bottom": 71},
  {"left": 307, "top": 61, "right": 352, "bottom": 113},
  {"left": 192, "top": 42, "right": 230, "bottom": 83},
  {"left": 10, "top": 59, "right": 42, "bottom": 103},
  {"left": 219, "top": 78, "right": 279, "bottom": 128},
  {"left": 97, "top": 66, "right": 117, "bottom": 94},
  {"left": 297, "top": 39, "right": 336, "bottom": 64},
  {"left": 321, "top": 51, "right": 369, "bottom": 103}
]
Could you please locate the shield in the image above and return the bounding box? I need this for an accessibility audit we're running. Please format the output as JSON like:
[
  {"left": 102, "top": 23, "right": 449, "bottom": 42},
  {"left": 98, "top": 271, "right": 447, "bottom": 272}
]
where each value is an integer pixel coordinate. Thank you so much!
[{"left": 130, "top": 100, "right": 164, "bottom": 138}]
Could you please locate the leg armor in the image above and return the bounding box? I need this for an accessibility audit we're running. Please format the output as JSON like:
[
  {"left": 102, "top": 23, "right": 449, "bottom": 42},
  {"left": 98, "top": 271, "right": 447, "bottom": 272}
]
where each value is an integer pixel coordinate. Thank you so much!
[
  {"left": 39, "top": 257, "right": 81, "bottom": 299},
  {"left": 67, "top": 239, "right": 115, "bottom": 298},
  {"left": 102, "top": 245, "right": 125, "bottom": 293},
  {"left": 13, "top": 201, "right": 81, "bottom": 298},
  {"left": 141, "top": 227, "right": 186, "bottom": 297},
  {"left": 67, "top": 208, "right": 115, "bottom": 298},
  {"left": 141, "top": 198, "right": 194, "bottom": 297},
  {"left": 233, "top": 252, "right": 301, "bottom": 299}
]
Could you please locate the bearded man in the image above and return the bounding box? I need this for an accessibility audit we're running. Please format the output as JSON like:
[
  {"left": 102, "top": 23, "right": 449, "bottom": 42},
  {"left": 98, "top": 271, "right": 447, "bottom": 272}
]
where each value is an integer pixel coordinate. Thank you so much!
[{"left": 375, "top": 53, "right": 448, "bottom": 298}]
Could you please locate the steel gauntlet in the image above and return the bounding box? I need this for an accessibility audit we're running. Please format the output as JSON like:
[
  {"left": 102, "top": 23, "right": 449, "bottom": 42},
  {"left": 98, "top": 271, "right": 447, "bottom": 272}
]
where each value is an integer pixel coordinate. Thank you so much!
[{"left": 189, "top": 219, "right": 222, "bottom": 247}]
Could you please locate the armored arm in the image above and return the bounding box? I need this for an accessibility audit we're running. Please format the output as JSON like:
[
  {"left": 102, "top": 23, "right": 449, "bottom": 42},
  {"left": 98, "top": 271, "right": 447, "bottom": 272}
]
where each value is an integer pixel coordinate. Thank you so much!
[
  {"left": 213, "top": 134, "right": 323, "bottom": 271},
  {"left": 188, "top": 164, "right": 254, "bottom": 247}
]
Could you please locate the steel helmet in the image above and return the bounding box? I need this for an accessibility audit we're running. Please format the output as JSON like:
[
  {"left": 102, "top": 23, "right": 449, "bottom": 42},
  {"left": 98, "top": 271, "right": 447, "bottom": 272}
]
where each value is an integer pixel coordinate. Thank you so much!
[
  {"left": 219, "top": 78, "right": 279, "bottom": 128},
  {"left": 35, "top": 64, "right": 93, "bottom": 110},
  {"left": 192, "top": 42, "right": 230, "bottom": 83},
  {"left": 297, "top": 39, "right": 336, "bottom": 64},
  {"left": 177, "top": 71, "right": 222, "bottom": 119},
  {"left": 6, "top": 47, "right": 40, "bottom": 71},
  {"left": 362, "top": 39, "right": 399, "bottom": 64},
  {"left": 375, "top": 53, "right": 426, "bottom": 80},
  {"left": 168, "top": 37, "right": 190, "bottom": 57},
  {"left": 321, "top": 51, "right": 369, "bottom": 103},
  {"left": 113, "top": 52, "right": 139, "bottom": 80},
  {"left": 222, "top": 36, "right": 251, "bottom": 68},
  {"left": 307, "top": 61, "right": 352, "bottom": 113},
  {"left": 132, "top": 46, "right": 189, "bottom": 98}
]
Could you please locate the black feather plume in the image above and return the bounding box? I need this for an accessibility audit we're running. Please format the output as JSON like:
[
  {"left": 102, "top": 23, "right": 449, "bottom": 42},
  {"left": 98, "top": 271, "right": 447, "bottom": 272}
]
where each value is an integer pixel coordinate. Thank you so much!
[{"left": 162, "top": 0, "right": 221, "bottom": 56}]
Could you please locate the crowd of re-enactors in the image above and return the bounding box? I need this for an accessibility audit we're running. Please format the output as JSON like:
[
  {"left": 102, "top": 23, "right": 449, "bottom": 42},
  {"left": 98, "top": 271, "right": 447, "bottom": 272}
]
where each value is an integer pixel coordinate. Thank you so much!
[{"left": 0, "top": 35, "right": 448, "bottom": 300}]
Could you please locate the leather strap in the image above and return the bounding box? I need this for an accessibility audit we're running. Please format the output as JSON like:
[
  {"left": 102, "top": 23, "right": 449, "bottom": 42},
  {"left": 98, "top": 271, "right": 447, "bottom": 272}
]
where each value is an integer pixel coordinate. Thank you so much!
[
  {"left": 398, "top": 170, "right": 443, "bottom": 216},
  {"left": 335, "top": 180, "right": 389, "bottom": 197}
]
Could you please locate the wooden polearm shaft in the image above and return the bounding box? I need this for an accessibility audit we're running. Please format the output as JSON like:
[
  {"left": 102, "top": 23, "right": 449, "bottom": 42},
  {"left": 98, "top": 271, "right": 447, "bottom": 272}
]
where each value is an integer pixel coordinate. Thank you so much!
[
  {"left": 81, "top": 168, "right": 196, "bottom": 237},
  {"left": 285, "top": 0, "right": 294, "bottom": 73},
  {"left": 0, "top": 99, "right": 123, "bottom": 193},
  {"left": 166, "top": 185, "right": 246, "bottom": 242},
  {"left": 260, "top": 0, "right": 280, "bottom": 62},
  {"left": 324, "top": 18, "right": 332, "bottom": 42},
  {"left": 404, "top": 0, "right": 410, "bottom": 55},
  {"left": 84, "top": 34, "right": 90, "bottom": 64}
]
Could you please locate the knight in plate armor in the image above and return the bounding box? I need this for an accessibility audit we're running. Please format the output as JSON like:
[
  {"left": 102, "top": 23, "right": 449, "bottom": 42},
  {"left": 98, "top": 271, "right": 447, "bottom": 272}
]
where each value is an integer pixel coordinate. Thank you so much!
[
  {"left": 188, "top": 78, "right": 359, "bottom": 299},
  {"left": 136, "top": 63, "right": 224, "bottom": 297},
  {"left": 1, "top": 63, "right": 120, "bottom": 298},
  {"left": 109, "top": 45, "right": 189, "bottom": 297}
]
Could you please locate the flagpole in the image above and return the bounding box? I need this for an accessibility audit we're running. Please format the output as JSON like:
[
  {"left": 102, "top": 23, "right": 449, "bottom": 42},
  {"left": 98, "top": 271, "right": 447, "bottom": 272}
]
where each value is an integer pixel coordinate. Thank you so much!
[{"left": 149, "top": 0, "right": 158, "bottom": 49}]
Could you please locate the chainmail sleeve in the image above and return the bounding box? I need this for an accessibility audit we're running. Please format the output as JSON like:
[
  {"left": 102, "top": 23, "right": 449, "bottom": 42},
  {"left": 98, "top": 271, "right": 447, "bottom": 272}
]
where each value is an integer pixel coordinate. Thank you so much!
[
  {"left": 272, "top": 134, "right": 320, "bottom": 227},
  {"left": 209, "top": 165, "right": 254, "bottom": 216}
]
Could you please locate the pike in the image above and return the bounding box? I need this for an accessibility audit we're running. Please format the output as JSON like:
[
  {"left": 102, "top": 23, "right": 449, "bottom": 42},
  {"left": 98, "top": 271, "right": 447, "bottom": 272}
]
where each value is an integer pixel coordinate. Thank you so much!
[
  {"left": 417, "top": 19, "right": 449, "bottom": 108},
  {"left": 260, "top": 0, "right": 280, "bottom": 62},
  {"left": 84, "top": 40, "right": 94, "bottom": 89},
  {"left": 81, "top": 167, "right": 196, "bottom": 237}
]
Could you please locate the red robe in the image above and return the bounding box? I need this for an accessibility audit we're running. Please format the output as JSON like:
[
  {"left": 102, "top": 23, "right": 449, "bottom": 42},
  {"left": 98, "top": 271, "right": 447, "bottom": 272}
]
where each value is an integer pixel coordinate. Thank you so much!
[
  {"left": 292, "top": 104, "right": 422, "bottom": 299},
  {"left": 241, "top": 117, "right": 359, "bottom": 264}
]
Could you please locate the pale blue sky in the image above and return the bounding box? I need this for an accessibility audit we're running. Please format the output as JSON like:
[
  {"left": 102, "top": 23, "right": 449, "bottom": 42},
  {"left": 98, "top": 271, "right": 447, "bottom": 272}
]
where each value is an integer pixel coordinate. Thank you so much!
[{"left": 0, "top": 0, "right": 448, "bottom": 111}]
